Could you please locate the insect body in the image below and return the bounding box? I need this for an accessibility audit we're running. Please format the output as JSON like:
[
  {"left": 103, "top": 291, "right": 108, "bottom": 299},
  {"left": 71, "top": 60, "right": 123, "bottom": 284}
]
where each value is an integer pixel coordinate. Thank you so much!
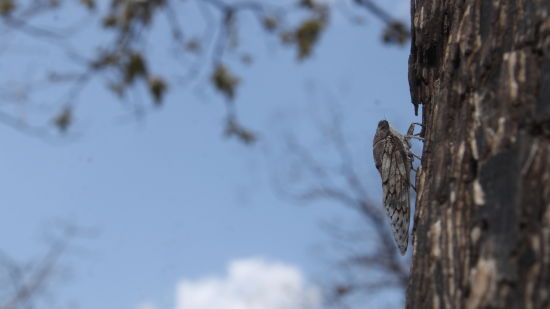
[{"left": 373, "top": 120, "right": 421, "bottom": 255}]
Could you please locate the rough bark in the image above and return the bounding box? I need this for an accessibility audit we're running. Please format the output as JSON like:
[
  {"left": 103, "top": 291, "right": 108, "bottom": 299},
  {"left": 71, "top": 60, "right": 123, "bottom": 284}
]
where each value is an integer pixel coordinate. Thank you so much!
[{"left": 407, "top": 1, "right": 550, "bottom": 308}]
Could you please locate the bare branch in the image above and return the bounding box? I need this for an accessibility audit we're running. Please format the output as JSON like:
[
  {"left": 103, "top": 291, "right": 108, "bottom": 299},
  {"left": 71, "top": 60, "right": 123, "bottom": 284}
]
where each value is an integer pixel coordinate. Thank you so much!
[
  {"left": 1, "top": 242, "right": 65, "bottom": 309},
  {"left": 0, "top": 223, "right": 89, "bottom": 309},
  {"left": 272, "top": 102, "right": 410, "bottom": 304}
]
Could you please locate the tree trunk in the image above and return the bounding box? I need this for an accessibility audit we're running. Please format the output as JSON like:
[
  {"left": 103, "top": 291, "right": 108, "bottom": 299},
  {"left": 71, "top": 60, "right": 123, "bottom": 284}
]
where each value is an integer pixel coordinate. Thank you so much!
[{"left": 407, "top": 1, "right": 550, "bottom": 308}]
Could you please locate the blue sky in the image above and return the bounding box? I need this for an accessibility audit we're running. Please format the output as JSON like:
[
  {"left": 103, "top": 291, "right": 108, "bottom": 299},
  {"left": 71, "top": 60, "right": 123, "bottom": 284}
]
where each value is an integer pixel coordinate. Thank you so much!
[{"left": 0, "top": 1, "right": 416, "bottom": 308}]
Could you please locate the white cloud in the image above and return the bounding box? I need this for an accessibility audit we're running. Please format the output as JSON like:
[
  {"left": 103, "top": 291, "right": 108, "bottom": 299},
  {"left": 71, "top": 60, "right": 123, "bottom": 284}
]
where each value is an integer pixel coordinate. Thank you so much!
[
  {"left": 175, "top": 258, "right": 320, "bottom": 309},
  {"left": 135, "top": 301, "right": 159, "bottom": 309},
  {"left": 135, "top": 258, "right": 321, "bottom": 309}
]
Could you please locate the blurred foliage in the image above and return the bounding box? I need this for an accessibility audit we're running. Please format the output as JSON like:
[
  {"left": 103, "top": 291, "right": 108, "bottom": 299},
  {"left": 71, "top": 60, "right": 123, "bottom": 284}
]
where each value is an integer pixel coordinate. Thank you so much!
[
  {"left": 102, "top": 0, "right": 166, "bottom": 30},
  {"left": 211, "top": 64, "right": 239, "bottom": 101},
  {"left": 382, "top": 21, "right": 410, "bottom": 45},
  {"left": 90, "top": 51, "right": 121, "bottom": 71},
  {"left": 79, "top": 0, "right": 95, "bottom": 10},
  {"left": 123, "top": 52, "right": 147, "bottom": 84},
  {"left": 0, "top": 0, "right": 409, "bottom": 142},
  {"left": 224, "top": 117, "right": 256, "bottom": 144},
  {"left": 148, "top": 76, "right": 167, "bottom": 105},
  {"left": 90, "top": 48, "right": 168, "bottom": 104},
  {"left": 299, "top": 0, "right": 316, "bottom": 9},
  {"left": 53, "top": 106, "right": 72, "bottom": 132},
  {"left": 295, "top": 18, "right": 326, "bottom": 60},
  {"left": 0, "top": 0, "right": 15, "bottom": 15},
  {"left": 262, "top": 16, "right": 278, "bottom": 32}
]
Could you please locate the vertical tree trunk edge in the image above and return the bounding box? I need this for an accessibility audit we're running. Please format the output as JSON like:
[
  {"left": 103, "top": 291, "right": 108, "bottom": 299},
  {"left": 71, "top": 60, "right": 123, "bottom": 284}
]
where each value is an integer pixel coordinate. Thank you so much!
[{"left": 406, "top": 1, "right": 550, "bottom": 308}]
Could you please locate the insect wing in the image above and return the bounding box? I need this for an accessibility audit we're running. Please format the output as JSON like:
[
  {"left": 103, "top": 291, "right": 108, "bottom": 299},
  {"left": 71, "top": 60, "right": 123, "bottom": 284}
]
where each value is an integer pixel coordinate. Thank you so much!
[{"left": 375, "top": 132, "right": 411, "bottom": 255}]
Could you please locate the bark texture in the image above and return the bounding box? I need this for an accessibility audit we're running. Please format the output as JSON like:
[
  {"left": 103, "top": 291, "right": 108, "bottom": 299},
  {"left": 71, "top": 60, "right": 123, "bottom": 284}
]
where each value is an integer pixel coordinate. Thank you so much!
[{"left": 407, "top": 1, "right": 550, "bottom": 308}]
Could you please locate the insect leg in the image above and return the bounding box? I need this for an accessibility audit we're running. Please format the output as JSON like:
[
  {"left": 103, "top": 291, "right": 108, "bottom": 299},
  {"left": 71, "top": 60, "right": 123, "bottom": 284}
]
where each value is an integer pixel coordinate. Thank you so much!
[
  {"left": 410, "top": 152, "right": 422, "bottom": 160},
  {"left": 406, "top": 122, "right": 423, "bottom": 136},
  {"left": 405, "top": 135, "right": 424, "bottom": 141}
]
